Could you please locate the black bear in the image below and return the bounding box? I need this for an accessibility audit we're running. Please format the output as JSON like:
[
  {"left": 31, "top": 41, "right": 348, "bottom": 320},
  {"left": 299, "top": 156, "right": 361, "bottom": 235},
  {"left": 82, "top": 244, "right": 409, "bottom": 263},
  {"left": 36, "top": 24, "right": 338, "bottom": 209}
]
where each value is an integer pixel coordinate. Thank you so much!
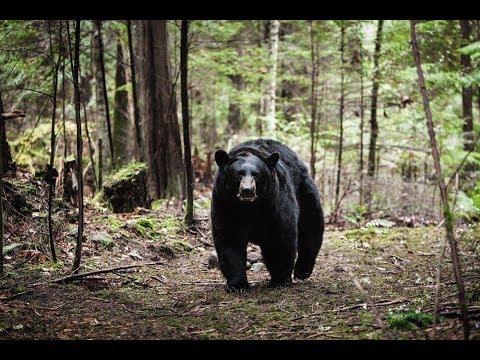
[{"left": 211, "top": 139, "right": 324, "bottom": 292}]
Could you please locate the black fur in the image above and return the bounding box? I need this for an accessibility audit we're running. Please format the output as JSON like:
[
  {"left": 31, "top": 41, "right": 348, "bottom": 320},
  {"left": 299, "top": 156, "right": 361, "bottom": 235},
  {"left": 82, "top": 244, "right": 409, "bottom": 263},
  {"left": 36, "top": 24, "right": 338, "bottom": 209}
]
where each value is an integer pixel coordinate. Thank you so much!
[{"left": 211, "top": 139, "right": 324, "bottom": 292}]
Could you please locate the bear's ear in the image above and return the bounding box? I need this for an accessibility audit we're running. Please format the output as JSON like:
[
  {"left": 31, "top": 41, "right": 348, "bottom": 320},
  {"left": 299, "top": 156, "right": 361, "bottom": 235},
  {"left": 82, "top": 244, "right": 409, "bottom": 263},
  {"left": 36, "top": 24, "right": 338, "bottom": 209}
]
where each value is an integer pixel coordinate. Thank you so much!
[
  {"left": 265, "top": 152, "right": 280, "bottom": 169},
  {"left": 215, "top": 150, "right": 230, "bottom": 170}
]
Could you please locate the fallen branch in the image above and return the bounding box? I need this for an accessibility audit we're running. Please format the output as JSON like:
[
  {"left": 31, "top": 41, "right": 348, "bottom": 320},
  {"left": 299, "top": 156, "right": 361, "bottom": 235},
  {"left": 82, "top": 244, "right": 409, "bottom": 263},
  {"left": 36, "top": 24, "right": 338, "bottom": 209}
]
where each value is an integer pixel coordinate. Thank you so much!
[
  {"left": 335, "top": 296, "right": 408, "bottom": 312},
  {"left": 28, "top": 261, "right": 165, "bottom": 287},
  {"left": 439, "top": 306, "right": 480, "bottom": 318},
  {"left": 1, "top": 109, "right": 26, "bottom": 119},
  {"left": 342, "top": 266, "right": 386, "bottom": 331},
  {"left": 0, "top": 289, "right": 33, "bottom": 301}
]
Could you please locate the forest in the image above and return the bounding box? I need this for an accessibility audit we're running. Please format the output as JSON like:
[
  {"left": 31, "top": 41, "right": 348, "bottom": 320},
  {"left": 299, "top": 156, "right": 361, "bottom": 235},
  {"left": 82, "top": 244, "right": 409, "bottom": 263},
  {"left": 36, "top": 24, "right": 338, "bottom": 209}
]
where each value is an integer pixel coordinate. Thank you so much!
[{"left": 0, "top": 19, "right": 479, "bottom": 340}]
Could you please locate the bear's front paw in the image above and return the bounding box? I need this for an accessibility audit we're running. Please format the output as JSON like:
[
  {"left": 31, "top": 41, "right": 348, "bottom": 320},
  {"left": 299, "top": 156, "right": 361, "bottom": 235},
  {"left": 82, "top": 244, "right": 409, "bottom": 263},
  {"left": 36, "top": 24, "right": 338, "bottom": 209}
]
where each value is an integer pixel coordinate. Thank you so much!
[{"left": 225, "top": 282, "right": 250, "bottom": 293}]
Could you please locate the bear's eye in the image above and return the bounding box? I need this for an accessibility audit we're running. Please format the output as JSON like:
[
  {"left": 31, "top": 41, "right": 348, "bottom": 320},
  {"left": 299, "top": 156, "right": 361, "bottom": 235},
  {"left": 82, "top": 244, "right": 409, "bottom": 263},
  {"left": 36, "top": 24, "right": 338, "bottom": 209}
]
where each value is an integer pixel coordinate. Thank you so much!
[{"left": 252, "top": 173, "right": 260, "bottom": 179}]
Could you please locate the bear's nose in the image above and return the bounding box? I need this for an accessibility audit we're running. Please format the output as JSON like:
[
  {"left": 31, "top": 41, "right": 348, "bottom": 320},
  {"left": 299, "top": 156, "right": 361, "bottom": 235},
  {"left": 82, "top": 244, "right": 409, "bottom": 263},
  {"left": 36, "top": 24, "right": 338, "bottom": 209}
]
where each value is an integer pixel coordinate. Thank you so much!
[{"left": 240, "top": 188, "right": 255, "bottom": 198}]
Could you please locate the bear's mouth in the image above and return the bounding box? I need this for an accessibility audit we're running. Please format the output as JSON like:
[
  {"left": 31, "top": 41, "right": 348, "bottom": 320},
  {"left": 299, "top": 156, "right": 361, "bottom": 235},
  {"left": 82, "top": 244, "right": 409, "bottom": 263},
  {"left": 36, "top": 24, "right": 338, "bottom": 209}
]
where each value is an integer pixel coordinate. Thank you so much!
[{"left": 237, "top": 194, "right": 258, "bottom": 202}]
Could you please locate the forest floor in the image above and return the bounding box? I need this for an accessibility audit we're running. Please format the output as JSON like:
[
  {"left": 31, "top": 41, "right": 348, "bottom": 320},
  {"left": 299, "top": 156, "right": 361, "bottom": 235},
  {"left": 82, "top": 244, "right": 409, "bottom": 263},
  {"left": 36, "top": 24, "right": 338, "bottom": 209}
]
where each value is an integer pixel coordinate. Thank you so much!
[{"left": 1, "top": 174, "right": 480, "bottom": 340}]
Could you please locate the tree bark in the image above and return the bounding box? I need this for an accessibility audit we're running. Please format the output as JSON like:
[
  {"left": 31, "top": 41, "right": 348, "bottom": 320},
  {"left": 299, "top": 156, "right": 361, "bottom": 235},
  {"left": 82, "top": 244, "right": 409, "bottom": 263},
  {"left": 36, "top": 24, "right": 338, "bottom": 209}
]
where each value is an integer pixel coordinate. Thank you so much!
[
  {"left": 69, "top": 20, "right": 84, "bottom": 272},
  {"left": 181, "top": 20, "right": 194, "bottom": 225},
  {"left": 133, "top": 20, "right": 184, "bottom": 201},
  {"left": 47, "top": 20, "right": 61, "bottom": 263},
  {"left": 127, "top": 20, "right": 143, "bottom": 162},
  {"left": 113, "top": 38, "right": 131, "bottom": 166},
  {"left": 0, "top": 98, "right": 4, "bottom": 275},
  {"left": 0, "top": 94, "right": 12, "bottom": 174},
  {"left": 333, "top": 21, "right": 346, "bottom": 223},
  {"left": 359, "top": 34, "right": 365, "bottom": 205},
  {"left": 410, "top": 20, "right": 470, "bottom": 340},
  {"left": 227, "top": 74, "right": 244, "bottom": 136},
  {"left": 266, "top": 20, "right": 280, "bottom": 136},
  {"left": 460, "top": 20, "right": 473, "bottom": 152},
  {"left": 94, "top": 20, "right": 115, "bottom": 172},
  {"left": 309, "top": 20, "right": 319, "bottom": 180},
  {"left": 367, "top": 20, "right": 384, "bottom": 177}
]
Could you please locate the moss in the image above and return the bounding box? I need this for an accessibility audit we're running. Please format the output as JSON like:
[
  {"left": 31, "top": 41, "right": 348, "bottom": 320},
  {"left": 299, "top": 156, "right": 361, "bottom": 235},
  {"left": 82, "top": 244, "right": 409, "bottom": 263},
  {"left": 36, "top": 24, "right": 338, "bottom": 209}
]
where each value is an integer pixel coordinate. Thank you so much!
[
  {"left": 387, "top": 312, "right": 434, "bottom": 331},
  {"left": 171, "top": 240, "right": 194, "bottom": 253},
  {"left": 161, "top": 216, "right": 185, "bottom": 234},
  {"left": 104, "top": 162, "right": 147, "bottom": 187},
  {"left": 100, "top": 236, "right": 114, "bottom": 251},
  {"left": 133, "top": 218, "right": 164, "bottom": 240}
]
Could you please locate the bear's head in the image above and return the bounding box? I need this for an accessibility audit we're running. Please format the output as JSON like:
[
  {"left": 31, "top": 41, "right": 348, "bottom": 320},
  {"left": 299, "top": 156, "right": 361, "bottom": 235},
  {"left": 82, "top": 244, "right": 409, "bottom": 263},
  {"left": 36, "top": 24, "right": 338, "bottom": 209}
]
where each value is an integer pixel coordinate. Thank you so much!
[{"left": 215, "top": 149, "right": 279, "bottom": 203}]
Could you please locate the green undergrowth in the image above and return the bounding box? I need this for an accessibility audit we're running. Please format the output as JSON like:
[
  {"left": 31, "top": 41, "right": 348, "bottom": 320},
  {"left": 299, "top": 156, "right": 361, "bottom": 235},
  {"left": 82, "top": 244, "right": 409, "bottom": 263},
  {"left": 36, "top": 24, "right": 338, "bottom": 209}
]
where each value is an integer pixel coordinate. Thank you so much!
[{"left": 387, "top": 312, "right": 435, "bottom": 331}]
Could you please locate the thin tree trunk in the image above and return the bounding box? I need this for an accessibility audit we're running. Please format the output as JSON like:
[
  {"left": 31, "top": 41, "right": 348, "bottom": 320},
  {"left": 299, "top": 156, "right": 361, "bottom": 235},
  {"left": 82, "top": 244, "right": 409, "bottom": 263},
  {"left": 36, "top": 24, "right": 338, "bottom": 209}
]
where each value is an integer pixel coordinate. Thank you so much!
[
  {"left": 95, "top": 20, "right": 115, "bottom": 170},
  {"left": 47, "top": 20, "right": 61, "bottom": 263},
  {"left": 359, "top": 37, "right": 365, "bottom": 205},
  {"left": 410, "top": 20, "right": 470, "bottom": 340},
  {"left": 461, "top": 20, "right": 473, "bottom": 153},
  {"left": 368, "top": 20, "right": 384, "bottom": 177},
  {"left": 69, "top": 20, "right": 84, "bottom": 272},
  {"left": 127, "top": 20, "right": 143, "bottom": 162},
  {"left": 0, "top": 93, "right": 12, "bottom": 174},
  {"left": 227, "top": 74, "right": 244, "bottom": 135},
  {"left": 98, "top": 138, "right": 103, "bottom": 188},
  {"left": 0, "top": 97, "right": 4, "bottom": 275},
  {"left": 62, "top": 41, "right": 68, "bottom": 159},
  {"left": 83, "top": 102, "right": 97, "bottom": 191},
  {"left": 309, "top": 20, "right": 319, "bottom": 179},
  {"left": 181, "top": 20, "right": 194, "bottom": 226},
  {"left": 266, "top": 20, "right": 280, "bottom": 136},
  {"left": 113, "top": 38, "right": 131, "bottom": 166},
  {"left": 333, "top": 21, "right": 346, "bottom": 223}
]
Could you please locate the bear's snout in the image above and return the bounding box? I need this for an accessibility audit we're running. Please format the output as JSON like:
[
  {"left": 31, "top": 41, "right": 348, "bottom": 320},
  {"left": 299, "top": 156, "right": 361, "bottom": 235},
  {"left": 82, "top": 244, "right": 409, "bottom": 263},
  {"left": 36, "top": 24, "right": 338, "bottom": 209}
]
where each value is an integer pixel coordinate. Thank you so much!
[{"left": 238, "top": 175, "right": 257, "bottom": 202}]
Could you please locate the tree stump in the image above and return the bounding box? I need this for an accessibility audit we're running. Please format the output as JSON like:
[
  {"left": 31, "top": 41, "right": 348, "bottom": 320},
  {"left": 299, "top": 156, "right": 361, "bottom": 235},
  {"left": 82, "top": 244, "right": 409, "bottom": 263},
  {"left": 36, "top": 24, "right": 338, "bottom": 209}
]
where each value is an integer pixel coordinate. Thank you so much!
[{"left": 103, "top": 162, "right": 147, "bottom": 213}]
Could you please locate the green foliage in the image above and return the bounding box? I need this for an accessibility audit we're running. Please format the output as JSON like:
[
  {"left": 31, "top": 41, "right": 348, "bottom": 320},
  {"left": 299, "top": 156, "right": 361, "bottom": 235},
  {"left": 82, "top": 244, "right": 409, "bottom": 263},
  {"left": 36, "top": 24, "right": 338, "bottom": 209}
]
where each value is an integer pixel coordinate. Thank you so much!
[
  {"left": 345, "top": 203, "right": 367, "bottom": 225},
  {"left": 2, "top": 243, "right": 22, "bottom": 255},
  {"left": 454, "top": 191, "right": 480, "bottom": 220},
  {"left": 387, "top": 312, "right": 434, "bottom": 331},
  {"left": 365, "top": 219, "right": 396, "bottom": 228}
]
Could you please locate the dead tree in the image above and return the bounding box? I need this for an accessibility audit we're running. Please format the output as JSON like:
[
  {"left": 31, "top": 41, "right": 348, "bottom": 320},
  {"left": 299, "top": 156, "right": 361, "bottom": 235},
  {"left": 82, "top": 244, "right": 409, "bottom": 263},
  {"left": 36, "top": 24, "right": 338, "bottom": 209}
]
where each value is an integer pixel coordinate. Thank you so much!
[{"left": 410, "top": 20, "right": 470, "bottom": 340}]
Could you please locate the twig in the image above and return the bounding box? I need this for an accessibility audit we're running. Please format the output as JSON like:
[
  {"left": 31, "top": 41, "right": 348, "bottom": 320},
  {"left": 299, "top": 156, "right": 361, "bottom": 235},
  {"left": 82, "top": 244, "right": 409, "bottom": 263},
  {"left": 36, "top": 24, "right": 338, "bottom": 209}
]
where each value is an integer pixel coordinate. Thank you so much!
[
  {"left": 0, "top": 289, "right": 33, "bottom": 301},
  {"left": 439, "top": 306, "right": 480, "bottom": 318},
  {"left": 342, "top": 266, "right": 386, "bottom": 331},
  {"left": 196, "top": 237, "right": 213, "bottom": 247},
  {"left": 432, "top": 234, "right": 448, "bottom": 339},
  {"left": 335, "top": 297, "right": 408, "bottom": 312},
  {"left": 28, "top": 261, "right": 165, "bottom": 287}
]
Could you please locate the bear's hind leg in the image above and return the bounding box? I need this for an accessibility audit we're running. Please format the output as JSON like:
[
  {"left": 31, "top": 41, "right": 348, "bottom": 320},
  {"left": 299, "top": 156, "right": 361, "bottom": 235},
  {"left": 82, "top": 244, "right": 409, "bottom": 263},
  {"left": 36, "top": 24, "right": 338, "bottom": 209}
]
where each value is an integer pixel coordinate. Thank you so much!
[
  {"left": 261, "top": 233, "right": 296, "bottom": 287},
  {"left": 294, "top": 177, "right": 324, "bottom": 280}
]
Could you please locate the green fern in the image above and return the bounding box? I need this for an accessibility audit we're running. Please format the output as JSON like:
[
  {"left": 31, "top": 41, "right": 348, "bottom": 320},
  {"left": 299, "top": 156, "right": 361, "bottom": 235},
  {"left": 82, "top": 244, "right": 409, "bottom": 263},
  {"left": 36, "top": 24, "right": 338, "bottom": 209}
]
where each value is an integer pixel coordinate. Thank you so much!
[{"left": 365, "top": 219, "right": 396, "bottom": 228}]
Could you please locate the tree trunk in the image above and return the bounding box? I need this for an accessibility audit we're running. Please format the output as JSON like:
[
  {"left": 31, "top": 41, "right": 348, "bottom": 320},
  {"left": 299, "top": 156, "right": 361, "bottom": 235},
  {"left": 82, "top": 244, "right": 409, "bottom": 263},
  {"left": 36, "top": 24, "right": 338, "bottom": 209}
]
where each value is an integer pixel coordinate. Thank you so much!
[
  {"left": 83, "top": 102, "right": 97, "bottom": 192},
  {"left": 133, "top": 20, "right": 184, "bottom": 201},
  {"left": 266, "top": 20, "right": 280, "bottom": 136},
  {"left": 410, "top": 20, "right": 470, "bottom": 340},
  {"left": 0, "top": 100, "right": 4, "bottom": 275},
  {"left": 0, "top": 94, "right": 12, "bottom": 174},
  {"left": 359, "top": 37, "right": 365, "bottom": 205},
  {"left": 127, "top": 20, "right": 143, "bottom": 162},
  {"left": 333, "top": 21, "right": 346, "bottom": 223},
  {"left": 47, "top": 20, "right": 61, "bottom": 263},
  {"left": 69, "top": 20, "right": 84, "bottom": 272},
  {"left": 227, "top": 74, "right": 244, "bottom": 136},
  {"left": 367, "top": 20, "right": 384, "bottom": 177},
  {"left": 309, "top": 20, "right": 319, "bottom": 179},
  {"left": 181, "top": 20, "right": 194, "bottom": 225},
  {"left": 460, "top": 20, "right": 473, "bottom": 152},
  {"left": 94, "top": 20, "right": 115, "bottom": 173},
  {"left": 113, "top": 38, "right": 131, "bottom": 166}
]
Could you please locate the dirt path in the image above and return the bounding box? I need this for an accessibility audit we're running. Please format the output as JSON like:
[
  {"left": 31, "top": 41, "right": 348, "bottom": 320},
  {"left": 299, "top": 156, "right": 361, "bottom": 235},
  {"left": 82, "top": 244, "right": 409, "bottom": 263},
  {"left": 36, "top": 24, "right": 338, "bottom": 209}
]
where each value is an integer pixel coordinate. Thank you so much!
[{"left": 1, "top": 217, "right": 479, "bottom": 339}]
